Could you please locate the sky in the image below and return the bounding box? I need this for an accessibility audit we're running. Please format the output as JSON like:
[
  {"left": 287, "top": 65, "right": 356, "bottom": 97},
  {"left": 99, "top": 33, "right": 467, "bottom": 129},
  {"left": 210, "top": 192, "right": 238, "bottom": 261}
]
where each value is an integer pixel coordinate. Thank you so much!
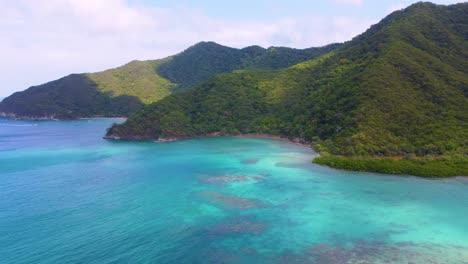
[{"left": 0, "top": 0, "right": 465, "bottom": 97}]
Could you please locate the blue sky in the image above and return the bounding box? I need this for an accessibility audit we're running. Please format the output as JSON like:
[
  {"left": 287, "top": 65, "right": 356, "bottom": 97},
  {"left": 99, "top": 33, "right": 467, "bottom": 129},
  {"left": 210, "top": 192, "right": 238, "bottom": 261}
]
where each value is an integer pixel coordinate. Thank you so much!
[
  {"left": 0, "top": 0, "right": 465, "bottom": 97},
  {"left": 131, "top": 0, "right": 403, "bottom": 19},
  {"left": 132, "top": 0, "right": 458, "bottom": 17}
]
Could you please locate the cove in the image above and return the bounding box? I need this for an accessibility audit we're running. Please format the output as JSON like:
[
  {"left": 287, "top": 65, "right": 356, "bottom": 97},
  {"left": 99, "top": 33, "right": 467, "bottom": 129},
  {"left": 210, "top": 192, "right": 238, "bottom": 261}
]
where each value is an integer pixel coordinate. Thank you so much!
[{"left": 1, "top": 118, "right": 467, "bottom": 263}]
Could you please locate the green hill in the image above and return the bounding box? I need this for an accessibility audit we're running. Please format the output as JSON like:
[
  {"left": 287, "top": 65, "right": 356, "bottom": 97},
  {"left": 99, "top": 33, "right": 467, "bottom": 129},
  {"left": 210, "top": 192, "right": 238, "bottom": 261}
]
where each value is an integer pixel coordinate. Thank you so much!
[
  {"left": 0, "top": 43, "right": 338, "bottom": 119},
  {"left": 157, "top": 41, "right": 340, "bottom": 91},
  {"left": 106, "top": 2, "right": 468, "bottom": 177},
  {"left": 0, "top": 74, "right": 144, "bottom": 119}
]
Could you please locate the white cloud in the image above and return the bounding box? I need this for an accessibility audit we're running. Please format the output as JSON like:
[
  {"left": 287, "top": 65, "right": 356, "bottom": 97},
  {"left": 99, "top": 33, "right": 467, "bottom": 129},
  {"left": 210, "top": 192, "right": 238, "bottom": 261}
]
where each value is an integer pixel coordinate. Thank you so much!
[{"left": 0, "top": 0, "right": 376, "bottom": 96}]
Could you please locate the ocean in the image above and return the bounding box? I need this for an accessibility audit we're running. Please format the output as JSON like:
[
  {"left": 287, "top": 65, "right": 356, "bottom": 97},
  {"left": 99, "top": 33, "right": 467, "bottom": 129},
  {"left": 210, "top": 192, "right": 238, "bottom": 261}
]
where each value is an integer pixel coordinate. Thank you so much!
[{"left": 1, "top": 118, "right": 467, "bottom": 263}]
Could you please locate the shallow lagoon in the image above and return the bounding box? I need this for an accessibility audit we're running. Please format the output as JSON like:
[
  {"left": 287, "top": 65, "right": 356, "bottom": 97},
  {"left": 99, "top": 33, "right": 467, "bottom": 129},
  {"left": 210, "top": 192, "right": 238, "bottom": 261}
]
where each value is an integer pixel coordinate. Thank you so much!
[{"left": 1, "top": 119, "right": 467, "bottom": 263}]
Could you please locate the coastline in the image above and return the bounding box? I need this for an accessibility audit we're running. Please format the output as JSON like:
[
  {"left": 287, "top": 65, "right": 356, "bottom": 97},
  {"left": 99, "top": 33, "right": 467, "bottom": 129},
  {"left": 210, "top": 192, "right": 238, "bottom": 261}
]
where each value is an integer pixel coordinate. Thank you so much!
[
  {"left": 0, "top": 113, "right": 128, "bottom": 121},
  {"left": 105, "top": 132, "right": 312, "bottom": 148},
  {"left": 104, "top": 133, "right": 467, "bottom": 178},
  {"left": 313, "top": 155, "right": 468, "bottom": 178},
  {"left": 234, "top": 133, "right": 312, "bottom": 149}
]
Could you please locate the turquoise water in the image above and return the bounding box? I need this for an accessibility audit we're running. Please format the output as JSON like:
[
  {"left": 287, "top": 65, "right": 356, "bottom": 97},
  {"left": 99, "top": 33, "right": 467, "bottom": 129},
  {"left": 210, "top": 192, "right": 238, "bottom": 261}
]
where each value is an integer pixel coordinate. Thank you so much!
[{"left": 1, "top": 119, "right": 468, "bottom": 264}]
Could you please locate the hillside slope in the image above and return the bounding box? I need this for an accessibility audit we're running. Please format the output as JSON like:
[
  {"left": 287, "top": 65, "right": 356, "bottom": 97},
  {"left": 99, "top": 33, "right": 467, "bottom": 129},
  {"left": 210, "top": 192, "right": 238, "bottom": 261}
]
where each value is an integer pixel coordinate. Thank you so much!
[
  {"left": 107, "top": 2, "right": 468, "bottom": 177},
  {"left": 0, "top": 43, "right": 338, "bottom": 119},
  {"left": 0, "top": 74, "right": 144, "bottom": 119}
]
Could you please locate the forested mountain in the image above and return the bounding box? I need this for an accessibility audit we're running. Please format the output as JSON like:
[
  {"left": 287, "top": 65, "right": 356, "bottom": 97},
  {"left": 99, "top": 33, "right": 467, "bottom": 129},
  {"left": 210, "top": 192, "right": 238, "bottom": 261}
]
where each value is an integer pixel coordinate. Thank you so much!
[
  {"left": 0, "top": 43, "right": 339, "bottom": 119},
  {"left": 107, "top": 2, "right": 468, "bottom": 177},
  {"left": 157, "top": 42, "right": 340, "bottom": 91}
]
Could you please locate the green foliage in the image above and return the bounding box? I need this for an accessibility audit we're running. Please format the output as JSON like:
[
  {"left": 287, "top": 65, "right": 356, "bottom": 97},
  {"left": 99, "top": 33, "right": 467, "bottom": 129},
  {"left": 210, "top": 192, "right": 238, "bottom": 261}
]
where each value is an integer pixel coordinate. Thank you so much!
[
  {"left": 159, "top": 111, "right": 193, "bottom": 137},
  {"left": 313, "top": 155, "right": 468, "bottom": 178},
  {"left": 107, "top": 2, "right": 468, "bottom": 177},
  {"left": 88, "top": 59, "right": 176, "bottom": 104},
  {"left": 156, "top": 41, "right": 340, "bottom": 91}
]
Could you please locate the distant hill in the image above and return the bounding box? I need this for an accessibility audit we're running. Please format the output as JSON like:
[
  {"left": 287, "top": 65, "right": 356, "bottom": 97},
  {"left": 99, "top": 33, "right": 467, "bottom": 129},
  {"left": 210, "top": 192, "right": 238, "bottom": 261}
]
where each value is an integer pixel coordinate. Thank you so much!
[
  {"left": 156, "top": 42, "right": 341, "bottom": 92},
  {"left": 0, "top": 43, "right": 339, "bottom": 119},
  {"left": 107, "top": 2, "right": 468, "bottom": 177}
]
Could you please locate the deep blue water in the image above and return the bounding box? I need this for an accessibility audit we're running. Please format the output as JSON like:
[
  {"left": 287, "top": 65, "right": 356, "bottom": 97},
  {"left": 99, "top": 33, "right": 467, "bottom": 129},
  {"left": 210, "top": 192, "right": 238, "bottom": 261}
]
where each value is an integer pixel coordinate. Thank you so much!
[{"left": 1, "top": 118, "right": 468, "bottom": 263}]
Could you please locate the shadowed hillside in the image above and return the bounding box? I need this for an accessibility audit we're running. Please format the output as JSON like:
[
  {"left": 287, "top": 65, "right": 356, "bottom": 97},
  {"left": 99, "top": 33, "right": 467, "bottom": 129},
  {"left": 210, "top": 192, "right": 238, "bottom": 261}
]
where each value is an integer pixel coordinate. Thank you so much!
[{"left": 0, "top": 75, "right": 143, "bottom": 119}]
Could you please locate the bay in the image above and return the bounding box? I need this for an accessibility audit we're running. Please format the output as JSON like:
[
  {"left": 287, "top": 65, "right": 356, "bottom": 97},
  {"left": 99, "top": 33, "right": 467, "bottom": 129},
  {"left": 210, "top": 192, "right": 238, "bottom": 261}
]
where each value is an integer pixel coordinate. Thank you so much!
[{"left": 1, "top": 118, "right": 467, "bottom": 263}]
